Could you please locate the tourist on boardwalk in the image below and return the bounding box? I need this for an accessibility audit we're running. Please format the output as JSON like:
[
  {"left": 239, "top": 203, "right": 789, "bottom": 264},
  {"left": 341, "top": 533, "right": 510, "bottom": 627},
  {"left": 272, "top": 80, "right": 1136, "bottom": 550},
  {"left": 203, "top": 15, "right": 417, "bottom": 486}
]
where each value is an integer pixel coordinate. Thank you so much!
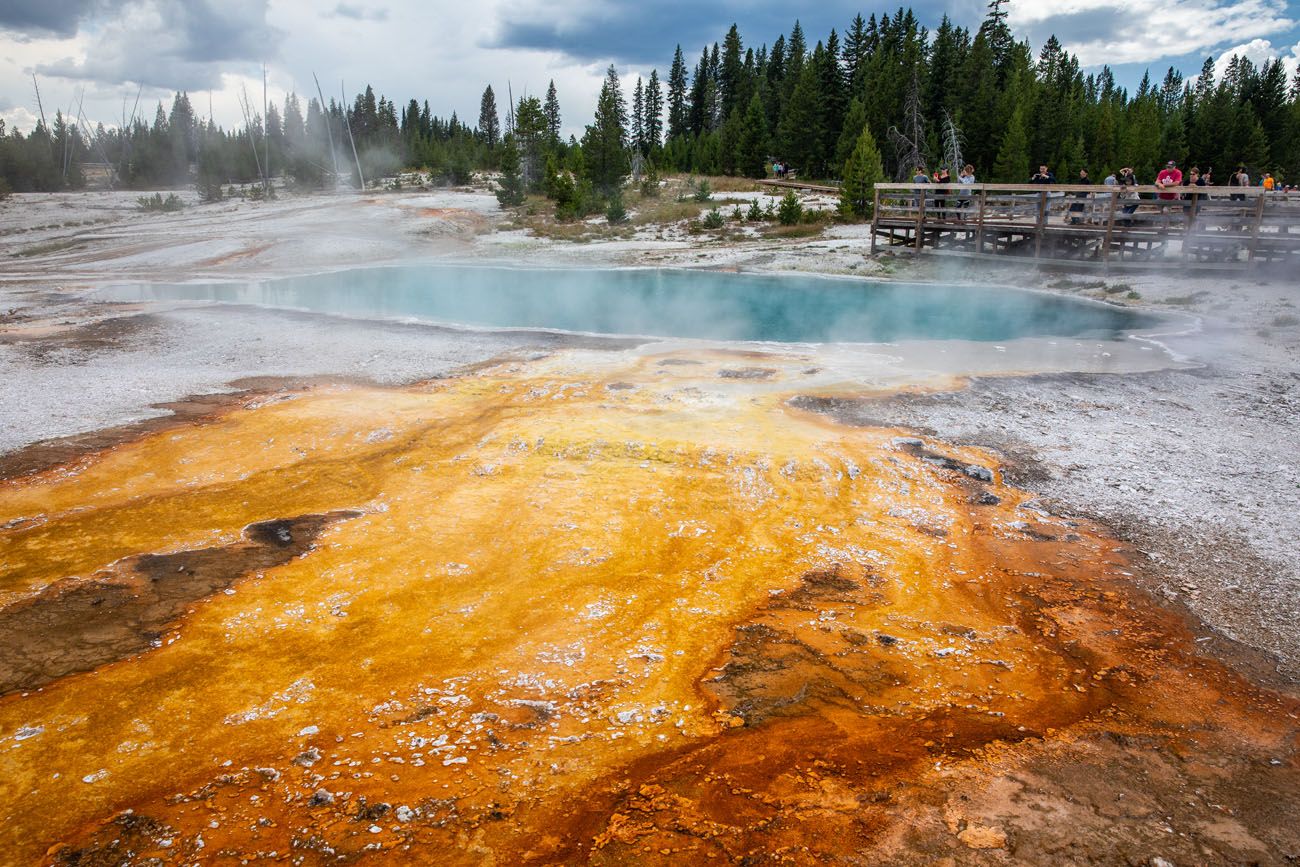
[
  {"left": 1104, "top": 170, "right": 1117, "bottom": 186},
  {"left": 1156, "top": 160, "right": 1182, "bottom": 200},
  {"left": 958, "top": 164, "right": 975, "bottom": 214},
  {"left": 1118, "top": 167, "right": 1140, "bottom": 223},
  {"left": 935, "top": 166, "right": 951, "bottom": 218},
  {"left": 1231, "top": 166, "right": 1249, "bottom": 201},
  {"left": 1263, "top": 172, "right": 1275, "bottom": 191},
  {"left": 911, "top": 166, "right": 929, "bottom": 211},
  {"left": 1069, "top": 168, "right": 1091, "bottom": 223},
  {"left": 1182, "top": 167, "right": 1205, "bottom": 213},
  {"left": 1030, "top": 164, "right": 1054, "bottom": 184}
]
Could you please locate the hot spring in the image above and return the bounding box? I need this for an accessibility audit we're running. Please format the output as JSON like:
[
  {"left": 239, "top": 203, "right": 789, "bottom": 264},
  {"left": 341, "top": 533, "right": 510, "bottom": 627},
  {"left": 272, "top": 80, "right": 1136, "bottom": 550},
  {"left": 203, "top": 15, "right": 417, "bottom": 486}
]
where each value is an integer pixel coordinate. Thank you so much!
[{"left": 101, "top": 265, "right": 1162, "bottom": 344}]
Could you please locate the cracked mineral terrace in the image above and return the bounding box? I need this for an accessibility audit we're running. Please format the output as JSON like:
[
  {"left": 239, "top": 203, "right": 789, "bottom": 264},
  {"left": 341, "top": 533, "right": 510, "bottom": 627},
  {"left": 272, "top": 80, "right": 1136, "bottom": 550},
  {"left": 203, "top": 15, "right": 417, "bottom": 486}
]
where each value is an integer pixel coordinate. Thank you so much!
[{"left": 0, "top": 187, "right": 1297, "bottom": 865}]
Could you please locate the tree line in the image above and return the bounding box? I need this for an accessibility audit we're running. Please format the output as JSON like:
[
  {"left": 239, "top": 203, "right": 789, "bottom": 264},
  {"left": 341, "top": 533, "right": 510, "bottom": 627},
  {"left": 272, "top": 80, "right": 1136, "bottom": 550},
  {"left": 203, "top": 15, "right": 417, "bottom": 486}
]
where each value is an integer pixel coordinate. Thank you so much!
[
  {"left": 4, "top": 0, "right": 1298, "bottom": 203},
  {"left": 0, "top": 84, "right": 487, "bottom": 197}
]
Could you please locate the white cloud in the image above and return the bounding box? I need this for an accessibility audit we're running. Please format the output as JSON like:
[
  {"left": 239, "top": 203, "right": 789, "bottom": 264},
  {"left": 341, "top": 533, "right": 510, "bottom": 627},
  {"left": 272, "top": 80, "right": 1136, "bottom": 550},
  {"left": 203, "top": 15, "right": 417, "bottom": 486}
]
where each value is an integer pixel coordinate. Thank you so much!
[
  {"left": 1009, "top": 0, "right": 1295, "bottom": 67},
  {"left": 1213, "top": 37, "right": 1300, "bottom": 81}
]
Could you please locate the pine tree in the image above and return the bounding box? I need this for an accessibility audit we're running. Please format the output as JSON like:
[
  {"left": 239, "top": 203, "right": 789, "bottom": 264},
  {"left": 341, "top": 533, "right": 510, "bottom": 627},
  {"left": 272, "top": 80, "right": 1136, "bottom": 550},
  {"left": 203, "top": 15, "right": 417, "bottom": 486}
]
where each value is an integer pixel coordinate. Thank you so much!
[
  {"left": 478, "top": 85, "right": 500, "bottom": 150},
  {"left": 645, "top": 70, "right": 664, "bottom": 151},
  {"left": 779, "top": 48, "right": 825, "bottom": 175},
  {"left": 495, "top": 133, "right": 525, "bottom": 206},
  {"left": 632, "top": 78, "right": 646, "bottom": 155},
  {"left": 667, "top": 46, "right": 689, "bottom": 140},
  {"left": 514, "top": 96, "right": 548, "bottom": 191},
  {"left": 818, "top": 32, "right": 846, "bottom": 171},
  {"left": 583, "top": 65, "right": 630, "bottom": 194},
  {"left": 843, "top": 14, "right": 869, "bottom": 89},
  {"left": 839, "top": 125, "right": 885, "bottom": 219},
  {"left": 736, "top": 91, "right": 769, "bottom": 178},
  {"left": 543, "top": 81, "right": 562, "bottom": 148},
  {"left": 834, "top": 97, "right": 868, "bottom": 171},
  {"left": 992, "top": 103, "right": 1030, "bottom": 182},
  {"left": 721, "top": 24, "right": 745, "bottom": 118}
]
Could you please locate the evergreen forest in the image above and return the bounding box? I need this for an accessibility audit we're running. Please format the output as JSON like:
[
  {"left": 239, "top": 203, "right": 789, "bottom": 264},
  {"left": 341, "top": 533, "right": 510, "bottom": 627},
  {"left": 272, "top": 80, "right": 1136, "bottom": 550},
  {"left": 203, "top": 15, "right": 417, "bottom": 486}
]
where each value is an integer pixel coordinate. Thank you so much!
[{"left": 3, "top": 0, "right": 1298, "bottom": 206}]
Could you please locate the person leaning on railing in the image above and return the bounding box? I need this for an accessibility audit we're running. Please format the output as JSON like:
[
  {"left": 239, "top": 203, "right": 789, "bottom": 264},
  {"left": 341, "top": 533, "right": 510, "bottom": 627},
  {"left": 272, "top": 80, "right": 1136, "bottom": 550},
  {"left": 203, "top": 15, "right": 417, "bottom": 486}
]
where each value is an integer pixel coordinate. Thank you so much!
[
  {"left": 911, "top": 166, "right": 929, "bottom": 212},
  {"left": 1117, "top": 167, "right": 1140, "bottom": 224}
]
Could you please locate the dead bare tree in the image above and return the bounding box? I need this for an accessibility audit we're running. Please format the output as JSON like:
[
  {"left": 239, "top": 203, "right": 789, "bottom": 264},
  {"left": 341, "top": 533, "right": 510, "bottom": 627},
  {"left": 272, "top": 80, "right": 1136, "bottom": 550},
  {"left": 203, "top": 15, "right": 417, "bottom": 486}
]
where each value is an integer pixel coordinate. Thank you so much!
[
  {"left": 312, "top": 72, "right": 341, "bottom": 186},
  {"left": 340, "top": 81, "right": 365, "bottom": 190},
  {"left": 941, "top": 110, "right": 965, "bottom": 174},
  {"left": 237, "top": 84, "right": 268, "bottom": 191},
  {"left": 886, "top": 72, "right": 928, "bottom": 179}
]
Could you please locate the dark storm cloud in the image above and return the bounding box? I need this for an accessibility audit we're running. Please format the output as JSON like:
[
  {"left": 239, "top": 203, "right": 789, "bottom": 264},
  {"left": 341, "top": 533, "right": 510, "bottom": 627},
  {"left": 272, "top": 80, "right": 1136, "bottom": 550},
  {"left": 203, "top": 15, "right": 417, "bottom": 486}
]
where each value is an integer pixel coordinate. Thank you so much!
[
  {"left": 329, "top": 3, "right": 390, "bottom": 21},
  {"left": 490, "top": 0, "right": 957, "bottom": 67},
  {"left": 0, "top": 0, "right": 104, "bottom": 38},
  {"left": 34, "top": 0, "right": 283, "bottom": 91}
]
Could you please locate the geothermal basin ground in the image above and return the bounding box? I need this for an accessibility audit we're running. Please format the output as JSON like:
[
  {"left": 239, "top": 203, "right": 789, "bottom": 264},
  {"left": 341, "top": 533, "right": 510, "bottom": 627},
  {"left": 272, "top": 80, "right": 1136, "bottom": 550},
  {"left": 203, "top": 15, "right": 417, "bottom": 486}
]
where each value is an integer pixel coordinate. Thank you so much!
[{"left": 0, "top": 186, "right": 1298, "bottom": 865}]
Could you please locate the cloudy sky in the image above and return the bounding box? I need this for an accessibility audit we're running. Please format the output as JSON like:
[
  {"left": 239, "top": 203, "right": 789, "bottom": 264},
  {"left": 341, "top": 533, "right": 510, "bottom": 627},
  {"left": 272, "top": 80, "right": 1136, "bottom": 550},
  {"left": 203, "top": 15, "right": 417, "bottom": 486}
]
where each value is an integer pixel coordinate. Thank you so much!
[{"left": 2, "top": 0, "right": 1297, "bottom": 138}]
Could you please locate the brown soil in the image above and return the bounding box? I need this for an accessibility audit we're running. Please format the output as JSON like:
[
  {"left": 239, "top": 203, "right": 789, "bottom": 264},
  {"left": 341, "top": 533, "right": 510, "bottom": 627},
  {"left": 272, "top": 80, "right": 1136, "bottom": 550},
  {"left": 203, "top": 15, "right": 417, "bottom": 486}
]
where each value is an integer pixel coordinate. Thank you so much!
[{"left": 0, "top": 511, "right": 359, "bottom": 696}]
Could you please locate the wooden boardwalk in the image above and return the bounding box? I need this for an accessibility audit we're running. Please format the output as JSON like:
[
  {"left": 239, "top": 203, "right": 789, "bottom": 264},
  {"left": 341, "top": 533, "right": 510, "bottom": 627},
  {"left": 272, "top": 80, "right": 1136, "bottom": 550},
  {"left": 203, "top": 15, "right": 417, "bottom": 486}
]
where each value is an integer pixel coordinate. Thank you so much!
[
  {"left": 757, "top": 178, "right": 841, "bottom": 194},
  {"left": 870, "top": 183, "right": 1300, "bottom": 270}
]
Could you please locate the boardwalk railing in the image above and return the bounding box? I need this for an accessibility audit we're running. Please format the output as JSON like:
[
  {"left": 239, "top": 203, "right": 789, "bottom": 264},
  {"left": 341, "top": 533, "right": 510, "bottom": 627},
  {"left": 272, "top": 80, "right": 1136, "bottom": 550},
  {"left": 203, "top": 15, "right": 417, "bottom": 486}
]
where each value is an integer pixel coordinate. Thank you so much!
[{"left": 869, "top": 182, "right": 1300, "bottom": 269}]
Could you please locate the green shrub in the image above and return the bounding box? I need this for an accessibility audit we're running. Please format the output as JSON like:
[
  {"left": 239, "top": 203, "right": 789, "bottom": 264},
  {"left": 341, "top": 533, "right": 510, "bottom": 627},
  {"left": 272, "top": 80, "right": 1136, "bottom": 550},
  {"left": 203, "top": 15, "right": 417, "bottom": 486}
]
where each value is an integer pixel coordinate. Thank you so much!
[
  {"left": 746, "top": 200, "right": 763, "bottom": 221},
  {"left": 693, "top": 179, "right": 712, "bottom": 202},
  {"left": 700, "top": 208, "right": 725, "bottom": 229},
  {"left": 136, "top": 192, "right": 185, "bottom": 212},
  {"left": 777, "top": 191, "right": 803, "bottom": 225},
  {"left": 640, "top": 163, "right": 661, "bottom": 197},
  {"left": 606, "top": 192, "right": 628, "bottom": 224}
]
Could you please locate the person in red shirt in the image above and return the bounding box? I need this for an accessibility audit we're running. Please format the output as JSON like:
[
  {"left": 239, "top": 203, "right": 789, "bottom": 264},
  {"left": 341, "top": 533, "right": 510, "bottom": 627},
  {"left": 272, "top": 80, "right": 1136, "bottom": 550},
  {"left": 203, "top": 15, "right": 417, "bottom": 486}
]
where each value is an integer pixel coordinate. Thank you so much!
[{"left": 1156, "top": 160, "right": 1183, "bottom": 200}]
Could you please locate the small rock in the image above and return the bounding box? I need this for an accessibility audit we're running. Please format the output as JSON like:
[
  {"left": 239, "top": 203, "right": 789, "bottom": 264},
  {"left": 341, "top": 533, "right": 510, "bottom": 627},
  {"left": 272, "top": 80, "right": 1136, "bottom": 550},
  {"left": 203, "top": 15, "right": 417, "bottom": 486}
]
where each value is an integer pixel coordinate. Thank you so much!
[
  {"left": 368, "top": 824, "right": 382, "bottom": 834},
  {"left": 957, "top": 824, "right": 1007, "bottom": 849},
  {"left": 395, "top": 805, "right": 414, "bottom": 823},
  {"left": 1150, "top": 858, "right": 1176, "bottom": 867},
  {"left": 309, "top": 789, "right": 334, "bottom": 806},
  {"left": 292, "top": 747, "right": 322, "bottom": 767},
  {"left": 892, "top": 437, "right": 925, "bottom": 448},
  {"left": 964, "top": 465, "right": 994, "bottom": 482},
  {"left": 297, "top": 725, "right": 320, "bottom": 737},
  {"left": 977, "top": 491, "right": 1001, "bottom": 506}
]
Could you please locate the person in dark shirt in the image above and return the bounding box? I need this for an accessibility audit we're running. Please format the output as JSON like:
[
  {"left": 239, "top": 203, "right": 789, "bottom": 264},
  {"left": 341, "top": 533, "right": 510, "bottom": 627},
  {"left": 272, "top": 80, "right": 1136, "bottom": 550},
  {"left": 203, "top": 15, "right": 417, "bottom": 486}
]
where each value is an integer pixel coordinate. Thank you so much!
[
  {"left": 1030, "top": 165, "right": 1055, "bottom": 184},
  {"left": 1069, "top": 168, "right": 1092, "bottom": 223},
  {"left": 935, "top": 166, "right": 951, "bottom": 218}
]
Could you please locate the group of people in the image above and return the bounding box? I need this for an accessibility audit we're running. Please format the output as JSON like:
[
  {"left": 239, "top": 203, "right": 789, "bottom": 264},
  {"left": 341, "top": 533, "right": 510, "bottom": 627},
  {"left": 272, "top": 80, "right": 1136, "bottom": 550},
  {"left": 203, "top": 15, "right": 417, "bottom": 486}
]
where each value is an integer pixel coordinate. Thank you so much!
[
  {"left": 1027, "top": 161, "right": 1288, "bottom": 193},
  {"left": 900, "top": 159, "right": 1290, "bottom": 227}
]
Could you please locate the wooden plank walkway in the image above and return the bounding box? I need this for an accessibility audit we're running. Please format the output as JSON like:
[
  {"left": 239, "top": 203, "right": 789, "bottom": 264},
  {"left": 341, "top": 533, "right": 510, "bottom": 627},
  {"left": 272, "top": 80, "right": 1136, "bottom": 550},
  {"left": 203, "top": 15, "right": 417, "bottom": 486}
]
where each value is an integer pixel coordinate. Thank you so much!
[
  {"left": 870, "top": 183, "right": 1300, "bottom": 270},
  {"left": 757, "top": 179, "right": 841, "bottom": 194}
]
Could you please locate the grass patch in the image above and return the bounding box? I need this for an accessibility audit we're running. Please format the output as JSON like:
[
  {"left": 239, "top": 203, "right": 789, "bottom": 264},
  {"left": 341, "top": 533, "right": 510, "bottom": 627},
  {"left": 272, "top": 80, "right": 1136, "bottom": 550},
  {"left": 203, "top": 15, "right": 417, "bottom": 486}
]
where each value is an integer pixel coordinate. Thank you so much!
[
  {"left": 762, "top": 222, "right": 827, "bottom": 239},
  {"left": 1271, "top": 313, "right": 1299, "bottom": 327},
  {"left": 685, "top": 175, "right": 761, "bottom": 193},
  {"left": 1126, "top": 290, "right": 1142, "bottom": 300},
  {"left": 11, "top": 238, "right": 87, "bottom": 258},
  {"left": 632, "top": 198, "right": 708, "bottom": 225}
]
